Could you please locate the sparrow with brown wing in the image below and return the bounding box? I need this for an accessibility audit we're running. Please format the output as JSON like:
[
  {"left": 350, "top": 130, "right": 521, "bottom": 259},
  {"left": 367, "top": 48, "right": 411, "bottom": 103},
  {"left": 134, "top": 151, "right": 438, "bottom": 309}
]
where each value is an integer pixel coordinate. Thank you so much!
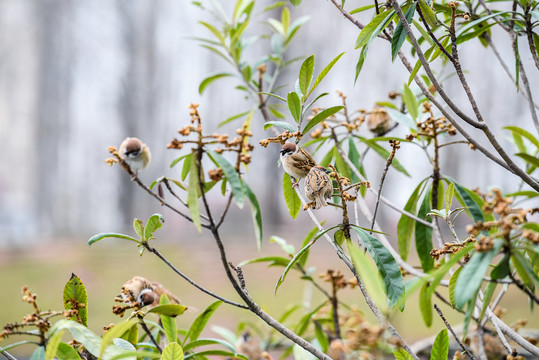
[
  {"left": 120, "top": 276, "right": 180, "bottom": 309},
  {"left": 119, "top": 137, "right": 151, "bottom": 179},
  {"left": 304, "top": 166, "right": 333, "bottom": 210},
  {"left": 280, "top": 142, "right": 316, "bottom": 187}
]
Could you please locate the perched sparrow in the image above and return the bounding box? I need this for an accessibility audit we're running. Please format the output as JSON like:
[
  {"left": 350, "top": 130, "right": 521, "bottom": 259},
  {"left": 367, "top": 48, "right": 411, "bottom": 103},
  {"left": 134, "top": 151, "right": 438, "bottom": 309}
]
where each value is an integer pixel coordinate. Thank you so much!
[
  {"left": 118, "top": 137, "right": 151, "bottom": 179},
  {"left": 280, "top": 143, "right": 316, "bottom": 187},
  {"left": 120, "top": 276, "right": 180, "bottom": 309},
  {"left": 235, "top": 332, "right": 264, "bottom": 360},
  {"left": 366, "top": 105, "right": 392, "bottom": 136},
  {"left": 304, "top": 166, "right": 333, "bottom": 210}
]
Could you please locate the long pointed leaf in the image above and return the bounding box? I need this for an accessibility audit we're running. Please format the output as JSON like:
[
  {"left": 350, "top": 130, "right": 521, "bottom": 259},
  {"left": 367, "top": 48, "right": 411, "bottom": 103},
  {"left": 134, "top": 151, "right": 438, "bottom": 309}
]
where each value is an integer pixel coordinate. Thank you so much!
[
  {"left": 302, "top": 106, "right": 344, "bottom": 134},
  {"left": 207, "top": 150, "right": 245, "bottom": 208},
  {"left": 391, "top": 3, "right": 416, "bottom": 61},
  {"left": 307, "top": 52, "right": 345, "bottom": 98},
  {"left": 299, "top": 55, "right": 315, "bottom": 100},
  {"left": 187, "top": 154, "right": 202, "bottom": 233},
  {"left": 243, "top": 182, "right": 263, "bottom": 250},
  {"left": 352, "top": 228, "right": 405, "bottom": 308}
]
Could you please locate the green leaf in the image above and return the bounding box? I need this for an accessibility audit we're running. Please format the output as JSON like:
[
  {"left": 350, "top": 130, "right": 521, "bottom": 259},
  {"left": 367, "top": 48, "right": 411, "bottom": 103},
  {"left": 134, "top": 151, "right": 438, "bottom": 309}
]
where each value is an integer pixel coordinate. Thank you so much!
[
  {"left": 416, "top": 184, "right": 434, "bottom": 272},
  {"left": 270, "top": 235, "right": 296, "bottom": 256},
  {"left": 299, "top": 224, "right": 323, "bottom": 267},
  {"left": 263, "top": 120, "right": 295, "bottom": 132},
  {"left": 148, "top": 304, "right": 188, "bottom": 317},
  {"left": 198, "top": 73, "right": 233, "bottom": 95},
  {"left": 30, "top": 347, "right": 45, "bottom": 360},
  {"left": 299, "top": 55, "right": 314, "bottom": 100},
  {"left": 454, "top": 240, "right": 503, "bottom": 309},
  {"left": 403, "top": 83, "right": 418, "bottom": 120},
  {"left": 512, "top": 251, "right": 539, "bottom": 289},
  {"left": 314, "top": 323, "right": 329, "bottom": 353},
  {"left": 100, "top": 318, "right": 138, "bottom": 359},
  {"left": 355, "top": 10, "right": 395, "bottom": 49},
  {"left": 431, "top": 329, "right": 449, "bottom": 360},
  {"left": 185, "top": 301, "right": 222, "bottom": 343},
  {"left": 162, "top": 342, "right": 184, "bottom": 360},
  {"left": 207, "top": 150, "right": 245, "bottom": 208},
  {"left": 408, "top": 58, "right": 423, "bottom": 85},
  {"left": 187, "top": 154, "right": 202, "bottom": 233},
  {"left": 281, "top": 6, "right": 290, "bottom": 35},
  {"left": 243, "top": 182, "right": 263, "bottom": 250},
  {"left": 198, "top": 21, "right": 225, "bottom": 45},
  {"left": 63, "top": 274, "right": 88, "bottom": 326},
  {"left": 145, "top": 213, "right": 164, "bottom": 241},
  {"left": 56, "top": 343, "right": 82, "bottom": 360},
  {"left": 275, "top": 239, "right": 317, "bottom": 293},
  {"left": 418, "top": 0, "right": 438, "bottom": 28},
  {"left": 480, "top": 281, "right": 497, "bottom": 320},
  {"left": 392, "top": 3, "right": 416, "bottom": 61},
  {"left": 354, "top": 45, "right": 369, "bottom": 83},
  {"left": 182, "top": 338, "right": 236, "bottom": 353},
  {"left": 170, "top": 154, "right": 190, "bottom": 169},
  {"left": 350, "top": 5, "right": 376, "bottom": 14},
  {"left": 133, "top": 219, "right": 144, "bottom": 239},
  {"left": 302, "top": 106, "right": 345, "bottom": 134},
  {"left": 449, "top": 266, "right": 462, "bottom": 307},
  {"left": 50, "top": 320, "right": 101, "bottom": 357},
  {"left": 398, "top": 179, "right": 428, "bottom": 261},
  {"left": 515, "top": 152, "right": 539, "bottom": 167},
  {"left": 88, "top": 233, "right": 139, "bottom": 246},
  {"left": 307, "top": 52, "right": 345, "bottom": 98},
  {"left": 444, "top": 182, "right": 455, "bottom": 214},
  {"left": 385, "top": 108, "right": 417, "bottom": 130},
  {"left": 181, "top": 153, "right": 193, "bottom": 181},
  {"left": 218, "top": 110, "right": 252, "bottom": 127},
  {"left": 419, "top": 282, "right": 433, "bottom": 326},
  {"left": 287, "top": 91, "right": 302, "bottom": 123},
  {"left": 353, "top": 228, "right": 405, "bottom": 308},
  {"left": 394, "top": 348, "right": 414, "bottom": 360},
  {"left": 238, "top": 255, "right": 291, "bottom": 267},
  {"left": 157, "top": 294, "right": 178, "bottom": 344},
  {"left": 347, "top": 240, "right": 387, "bottom": 312},
  {"left": 45, "top": 329, "right": 65, "bottom": 360},
  {"left": 282, "top": 172, "right": 301, "bottom": 219},
  {"left": 446, "top": 177, "right": 489, "bottom": 224}
]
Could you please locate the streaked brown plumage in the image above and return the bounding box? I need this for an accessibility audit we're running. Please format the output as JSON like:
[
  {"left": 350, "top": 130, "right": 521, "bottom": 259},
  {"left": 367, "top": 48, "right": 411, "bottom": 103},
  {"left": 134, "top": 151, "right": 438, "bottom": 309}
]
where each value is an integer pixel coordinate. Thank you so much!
[
  {"left": 119, "top": 137, "right": 151, "bottom": 178},
  {"left": 305, "top": 166, "right": 333, "bottom": 209},
  {"left": 120, "top": 276, "right": 180, "bottom": 308},
  {"left": 280, "top": 143, "right": 316, "bottom": 184}
]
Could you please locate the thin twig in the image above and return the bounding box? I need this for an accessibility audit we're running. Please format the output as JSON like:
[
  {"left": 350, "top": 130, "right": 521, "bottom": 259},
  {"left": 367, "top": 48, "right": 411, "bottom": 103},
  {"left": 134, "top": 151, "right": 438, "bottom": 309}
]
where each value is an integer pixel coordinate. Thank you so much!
[
  {"left": 0, "top": 347, "right": 18, "bottom": 360},
  {"left": 434, "top": 304, "right": 476, "bottom": 359},
  {"left": 144, "top": 244, "right": 248, "bottom": 309},
  {"left": 139, "top": 318, "right": 163, "bottom": 353},
  {"left": 370, "top": 140, "right": 399, "bottom": 233},
  {"left": 509, "top": 271, "right": 539, "bottom": 304}
]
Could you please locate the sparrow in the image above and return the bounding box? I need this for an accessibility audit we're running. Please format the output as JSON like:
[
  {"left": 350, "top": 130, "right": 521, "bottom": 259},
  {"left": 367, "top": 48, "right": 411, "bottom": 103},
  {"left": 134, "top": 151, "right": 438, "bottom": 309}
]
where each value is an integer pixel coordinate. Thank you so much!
[
  {"left": 304, "top": 166, "right": 333, "bottom": 210},
  {"left": 118, "top": 137, "right": 151, "bottom": 179},
  {"left": 280, "top": 142, "right": 316, "bottom": 187},
  {"left": 120, "top": 276, "right": 180, "bottom": 309},
  {"left": 235, "top": 332, "right": 264, "bottom": 360},
  {"left": 366, "top": 105, "right": 392, "bottom": 136}
]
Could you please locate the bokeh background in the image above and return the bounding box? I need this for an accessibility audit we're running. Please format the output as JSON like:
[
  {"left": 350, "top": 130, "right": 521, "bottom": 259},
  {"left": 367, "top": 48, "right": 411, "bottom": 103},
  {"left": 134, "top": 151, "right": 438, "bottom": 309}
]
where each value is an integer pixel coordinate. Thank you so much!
[{"left": 1, "top": 0, "right": 537, "bottom": 358}]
